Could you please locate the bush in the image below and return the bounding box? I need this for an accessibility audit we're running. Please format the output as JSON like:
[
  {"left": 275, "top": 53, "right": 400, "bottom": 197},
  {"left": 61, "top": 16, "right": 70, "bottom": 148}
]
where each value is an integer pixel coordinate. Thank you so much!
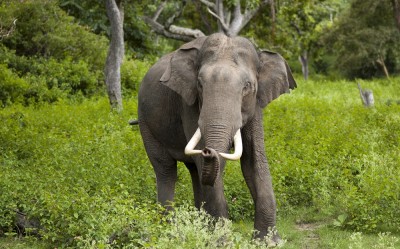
[
  {"left": 264, "top": 78, "right": 400, "bottom": 231},
  {"left": 0, "top": 47, "right": 103, "bottom": 104},
  {"left": 0, "top": 99, "right": 273, "bottom": 248},
  {"left": 0, "top": 78, "right": 399, "bottom": 247},
  {"left": 0, "top": 98, "right": 156, "bottom": 244},
  {"left": 0, "top": 0, "right": 108, "bottom": 69},
  {"left": 121, "top": 57, "right": 154, "bottom": 92},
  {"left": 30, "top": 57, "right": 103, "bottom": 96},
  {"left": 153, "top": 205, "right": 278, "bottom": 249},
  {"left": 0, "top": 0, "right": 109, "bottom": 105},
  {"left": 0, "top": 64, "right": 28, "bottom": 106}
]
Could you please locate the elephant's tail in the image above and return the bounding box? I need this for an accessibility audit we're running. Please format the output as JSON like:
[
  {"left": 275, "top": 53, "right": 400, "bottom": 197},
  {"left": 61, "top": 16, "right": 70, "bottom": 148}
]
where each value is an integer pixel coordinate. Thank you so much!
[{"left": 128, "top": 119, "right": 139, "bottom": 125}]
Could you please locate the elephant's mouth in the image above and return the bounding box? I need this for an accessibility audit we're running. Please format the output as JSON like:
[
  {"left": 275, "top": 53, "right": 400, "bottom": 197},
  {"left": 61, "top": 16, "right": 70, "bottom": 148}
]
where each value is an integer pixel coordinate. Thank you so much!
[{"left": 184, "top": 128, "right": 243, "bottom": 186}]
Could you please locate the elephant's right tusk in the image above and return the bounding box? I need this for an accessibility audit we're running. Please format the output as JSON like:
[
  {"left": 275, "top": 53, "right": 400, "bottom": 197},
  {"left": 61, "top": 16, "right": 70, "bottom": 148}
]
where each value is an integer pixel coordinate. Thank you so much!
[
  {"left": 184, "top": 128, "right": 203, "bottom": 156},
  {"left": 185, "top": 128, "right": 243, "bottom": 160},
  {"left": 219, "top": 129, "right": 243, "bottom": 161}
]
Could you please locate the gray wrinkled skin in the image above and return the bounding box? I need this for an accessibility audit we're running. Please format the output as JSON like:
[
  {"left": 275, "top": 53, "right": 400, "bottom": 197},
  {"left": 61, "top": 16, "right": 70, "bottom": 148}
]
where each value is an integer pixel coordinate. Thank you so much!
[{"left": 137, "top": 33, "right": 296, "bottom": 243}]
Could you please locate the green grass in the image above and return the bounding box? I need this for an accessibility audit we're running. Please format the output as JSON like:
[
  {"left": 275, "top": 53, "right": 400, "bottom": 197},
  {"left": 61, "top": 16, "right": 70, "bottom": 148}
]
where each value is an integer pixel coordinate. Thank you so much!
[
  {"left": 2, "top": 208, "right": 399, "bottom": 248},
  {"left": 234, "top": 207, "right": 400, "bottom": 249},
  {"left": 0, "top": 237, "right": 47, "bottom": 249},
  {"left": 1, "top": 78, "right": 400, "bottom": 248}
]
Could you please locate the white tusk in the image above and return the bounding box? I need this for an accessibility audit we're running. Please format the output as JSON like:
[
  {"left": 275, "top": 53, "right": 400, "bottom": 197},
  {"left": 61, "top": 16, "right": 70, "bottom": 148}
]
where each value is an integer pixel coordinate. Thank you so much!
[
  {"left": 219, "top": 129, "right": 243, "bottom": 161},
  {"left": 184, "top": 128, "right": 203, "bottom": 156}
]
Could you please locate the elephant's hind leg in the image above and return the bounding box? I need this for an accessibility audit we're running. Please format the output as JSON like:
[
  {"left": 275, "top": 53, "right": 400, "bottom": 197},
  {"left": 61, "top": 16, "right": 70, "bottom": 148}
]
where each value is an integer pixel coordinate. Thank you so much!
[{"left": 139, "top": 124, "right": 177, "bottom": 209}]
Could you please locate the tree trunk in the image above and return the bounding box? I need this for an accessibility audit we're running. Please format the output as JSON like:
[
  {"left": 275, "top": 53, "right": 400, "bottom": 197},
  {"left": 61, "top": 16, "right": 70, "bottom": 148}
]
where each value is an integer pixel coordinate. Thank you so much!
[
  {"left": 357, "top": 83, "right": 374, "bottom": 107},
  {"left": 105, "top": 0, "right": 124, "bottom": 112},
  {"left": 392, "top": 0, "right": 400, "bottom": 32},
  {"left": 299, "top": 51, "right": 308, "bottom": 81},
  {"left": 376, "top": 57, "right": 390, "bottom": 79},
  {"left": 270, "top": 0, "right": 276, "bottom": 40},
  {"left": 216, "top": 0, "right": 225, "bottom": 33}
]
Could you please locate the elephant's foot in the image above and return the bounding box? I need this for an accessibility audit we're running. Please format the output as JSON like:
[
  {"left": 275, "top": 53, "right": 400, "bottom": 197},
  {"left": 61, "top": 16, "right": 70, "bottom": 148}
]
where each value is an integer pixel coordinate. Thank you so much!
[
  {"left": 267, "top": 233, "right": 282, "bottom": 247},
  {"left": 254, "top": 229, "right": 282, "bottom": 247}
]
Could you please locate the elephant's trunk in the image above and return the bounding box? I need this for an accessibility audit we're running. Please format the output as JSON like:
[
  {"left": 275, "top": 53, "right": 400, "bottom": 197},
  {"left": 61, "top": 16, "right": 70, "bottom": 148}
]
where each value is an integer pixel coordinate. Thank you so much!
[
  {"left": 201, "top": 147, "right": 220, "bottom": 186},
  {"left": 184, "top": 127, "right": 243, "bottom": 186},
  {"left": 185, "top": 128, "right": 242, "bottom": 160}
]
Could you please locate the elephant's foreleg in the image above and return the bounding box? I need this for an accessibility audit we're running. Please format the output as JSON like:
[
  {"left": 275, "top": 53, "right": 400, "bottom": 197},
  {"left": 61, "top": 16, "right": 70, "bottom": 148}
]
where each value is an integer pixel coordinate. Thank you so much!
[
  {"left": 139, "top": 123, "right": 177, "bottom": 209},
  {"left": 240, "top": 108, "right": 279, "bottom": 242},
  {"left": 185, "top": 162, "right": 203, "bottom": 209},
  {"left": 242, "top": 161, "right": 277, "bottom": 240},
  {"left": 202, "top": 177, "right": 228, "bottom": 218}
]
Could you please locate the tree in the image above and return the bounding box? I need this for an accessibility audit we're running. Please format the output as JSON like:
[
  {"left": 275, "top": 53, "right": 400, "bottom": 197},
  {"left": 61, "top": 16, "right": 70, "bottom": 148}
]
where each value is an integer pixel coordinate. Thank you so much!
[
  {"left": 105, "top": 0, "right": 124, "bottom": 111},
  {"left": 60, "top": 0, "right": 157, "bottom": 58},
  {"left": 392, "top": 0, "right": 400, "bottom": 32},
  {"left": 274, "top": 0, "right": 343, "bottom": 80},
  {"left": 326, "top": 0, "right": 400, "bottom": 78},
  {"left": 144, "top": 0, "right": 272, "bottom": 40}
]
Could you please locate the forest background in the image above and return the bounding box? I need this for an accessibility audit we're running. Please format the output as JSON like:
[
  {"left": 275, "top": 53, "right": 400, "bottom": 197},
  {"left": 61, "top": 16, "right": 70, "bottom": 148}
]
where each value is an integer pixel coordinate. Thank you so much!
[{"left": 0, "top": 0, "right": 400, "bottom": 248}]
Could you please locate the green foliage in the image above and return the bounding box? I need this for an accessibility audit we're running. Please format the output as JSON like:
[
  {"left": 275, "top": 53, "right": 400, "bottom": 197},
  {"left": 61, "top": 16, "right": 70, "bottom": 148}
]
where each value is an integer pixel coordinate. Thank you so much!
[
  {"left": 0, "top": 64, "right": 29, "bottom": 106},
  {"left": 0, "top": 46, "right": 106, "bottom": 105},
  {"left": 1, "top": 0, "right": 108, "bottom": 67},
  {"left": 349, "top": 232, "right": 399, "bottom": 249},
  {"left": 324, "top": 0, "right": 400, "bottom": 78},
  {"left": 0, "top": 95, "right": 273, "bottom": 247},
  {"left": 59, "top": 0, "right": 168, "bottom": 58},
  {"left": 153, "top": 205, "right": 281, "bottom": 248},
  {"left": 0, "top": 0, "right": 115, "bottom": 105},
  {"left": 121, "top": 57, "right": 154, "bottom": 92},
  {"left": 0, "top": 98, "right": 157, "bottom": 245},
  {"left": 264, "top": 78, "right": 400, "bottom": 231},
  {"left": 1, "top": 78, "right": 400, "bottom": 247}
]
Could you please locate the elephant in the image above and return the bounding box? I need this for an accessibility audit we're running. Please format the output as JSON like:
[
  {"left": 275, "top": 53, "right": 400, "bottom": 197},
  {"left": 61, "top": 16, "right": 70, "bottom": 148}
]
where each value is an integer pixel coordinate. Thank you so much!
[{"left": 137, "top": 33, "right": 296, "bottom": 243}]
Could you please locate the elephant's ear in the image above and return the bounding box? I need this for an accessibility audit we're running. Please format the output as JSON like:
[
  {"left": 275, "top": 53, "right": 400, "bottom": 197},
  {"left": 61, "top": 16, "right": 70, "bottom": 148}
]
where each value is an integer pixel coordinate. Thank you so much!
[
  {"left": 160, "top": 36, "right": 207, "bottom": 106},
  {"left": 257, "top": 50, "right": 297, "bottom": 108}
]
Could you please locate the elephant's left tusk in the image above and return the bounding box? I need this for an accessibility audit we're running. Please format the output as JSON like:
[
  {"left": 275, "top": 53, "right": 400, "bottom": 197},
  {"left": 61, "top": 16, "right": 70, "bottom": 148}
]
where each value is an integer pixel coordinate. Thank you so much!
[
  {"left": 184, "top": 128, "right": 203, "bottom": 156},
  {"left": 219, "top": 129, "right": 242, "bottom": 161}
]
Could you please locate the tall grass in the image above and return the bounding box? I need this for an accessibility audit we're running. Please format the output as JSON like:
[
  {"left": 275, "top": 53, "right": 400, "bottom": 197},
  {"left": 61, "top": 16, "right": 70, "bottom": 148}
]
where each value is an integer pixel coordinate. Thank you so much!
[
  {"left": 0, "top": 78, "right": 399, "bottom": 247},
  {"left": 264, "top": 79, "right": 400, "bottom": 231}
]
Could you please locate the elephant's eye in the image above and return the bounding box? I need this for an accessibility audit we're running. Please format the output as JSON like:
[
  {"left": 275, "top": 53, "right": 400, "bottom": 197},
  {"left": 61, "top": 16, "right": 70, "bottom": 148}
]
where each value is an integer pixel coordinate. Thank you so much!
[{"left": 243, "top": 81, "right": 252, "bottom": 96}]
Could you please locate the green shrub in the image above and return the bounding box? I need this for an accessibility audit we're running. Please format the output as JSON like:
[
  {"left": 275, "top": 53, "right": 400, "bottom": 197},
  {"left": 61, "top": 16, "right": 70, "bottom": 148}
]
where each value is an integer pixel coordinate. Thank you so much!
[
  {"left": 30, "top": 57, "right": 103, "bottom": 95},
  {"left": 0, "top": 64, "right": 28, "bottom": 106},
  {"left": 0, "top": 47, "right": 101, "bottom": 105},
  {"left": 349, "top": 232, "right": 399, "bottom": 249},
  {"left": 0, "top": 44, "right": 105, "bottom": 105},
  {"left": 0, "top": 0, "right": 108, "bottom": 105},
  {"left": 121, "top": 58, "right": 154, "bottom": 92},
  {"left": 153, "top": 205, "right": 279, "bottom": 249},
  {"left": 0, "top": 98, "right": 155, "bottom": 244},
  {"left": 264, "top": 78, "right": 400, "bottom": 231},
  {"left": 0, "top": 0, "right": 107, "bottom": 69},
  {"left": 0, "top": 78, "right": 399, "bottom": 247}
]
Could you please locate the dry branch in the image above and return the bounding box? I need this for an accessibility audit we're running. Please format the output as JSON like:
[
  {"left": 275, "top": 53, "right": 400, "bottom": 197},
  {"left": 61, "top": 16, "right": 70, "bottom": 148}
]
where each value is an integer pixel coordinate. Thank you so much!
[
  {"left": 144, "top": 1, "right": 206, "bottom": 41},
  {"left": 0, "top": 19, "right": 17, "bottom": 40},
  {"left": 145, "top": 0, "right": 272, "bottom": 40}
]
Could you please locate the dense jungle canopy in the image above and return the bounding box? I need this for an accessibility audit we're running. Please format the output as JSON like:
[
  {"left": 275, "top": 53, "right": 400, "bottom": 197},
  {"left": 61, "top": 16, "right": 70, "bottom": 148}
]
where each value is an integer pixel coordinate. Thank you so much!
[{"left": 0, "top": 0, "right": 399, "bottom": 106}]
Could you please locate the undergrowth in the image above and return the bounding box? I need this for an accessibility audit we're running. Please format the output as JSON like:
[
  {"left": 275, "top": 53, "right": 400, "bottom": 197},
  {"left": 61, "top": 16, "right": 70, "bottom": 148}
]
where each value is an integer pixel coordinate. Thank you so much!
[{"left": 0, "top": 78, "right": 399, "bottom": 247}]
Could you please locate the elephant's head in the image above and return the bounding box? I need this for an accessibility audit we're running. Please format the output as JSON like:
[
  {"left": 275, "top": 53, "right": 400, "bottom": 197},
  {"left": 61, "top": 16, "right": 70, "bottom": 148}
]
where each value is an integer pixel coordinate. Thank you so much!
[{"left": 161, "top": 33, "right": 296, "bottom": 186}]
